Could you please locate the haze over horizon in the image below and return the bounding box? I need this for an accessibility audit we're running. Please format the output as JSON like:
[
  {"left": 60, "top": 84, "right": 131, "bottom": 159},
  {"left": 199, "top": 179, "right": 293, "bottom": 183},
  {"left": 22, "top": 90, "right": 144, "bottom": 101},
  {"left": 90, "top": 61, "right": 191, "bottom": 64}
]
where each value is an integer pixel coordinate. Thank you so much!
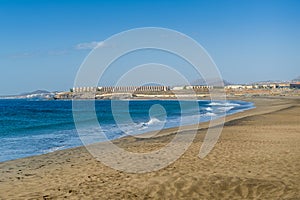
[{"left": 1, "top": 0, "right": 300, "bottom": 95}]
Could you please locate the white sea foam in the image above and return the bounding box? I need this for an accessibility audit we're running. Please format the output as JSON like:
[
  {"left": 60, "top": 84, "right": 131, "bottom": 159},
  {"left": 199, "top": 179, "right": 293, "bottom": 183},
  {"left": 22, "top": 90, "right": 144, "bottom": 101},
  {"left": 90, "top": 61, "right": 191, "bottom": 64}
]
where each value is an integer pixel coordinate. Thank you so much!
[
  {"left": 137, "top": 117, "right": 165, "bottom": 130},
  {"left": 43, "top": 145, "right": 66, "bottom": 153},
  {"left": 217, "top": 106, "right": 234, "bottom": 112},
  {"left": 204, "top": 112, "right": 217, "bottom": 117},
  {"left": 206, "top": 107, "right": 213, "bottom": 111},
  {"left": 146, "top": 117, "right": 164, "bottom": 125},
  {"left": 209, "top": 102, "right": 240, "bottom": 107}
]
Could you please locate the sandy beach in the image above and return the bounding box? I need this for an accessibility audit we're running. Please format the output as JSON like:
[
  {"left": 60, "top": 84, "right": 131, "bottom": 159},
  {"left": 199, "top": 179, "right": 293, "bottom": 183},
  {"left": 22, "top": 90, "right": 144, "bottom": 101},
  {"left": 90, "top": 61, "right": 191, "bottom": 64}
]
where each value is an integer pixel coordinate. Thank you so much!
[{"left": 0, "top": 97, "right": 299, "bottom": 199}]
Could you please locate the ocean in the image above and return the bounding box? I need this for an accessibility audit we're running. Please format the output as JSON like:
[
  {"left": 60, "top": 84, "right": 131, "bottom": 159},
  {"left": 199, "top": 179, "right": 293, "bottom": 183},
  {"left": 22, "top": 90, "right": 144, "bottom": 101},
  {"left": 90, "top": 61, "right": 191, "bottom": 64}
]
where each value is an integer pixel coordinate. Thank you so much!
[{"left": 0, "top": 99, "right": 254, "bottom": 162}]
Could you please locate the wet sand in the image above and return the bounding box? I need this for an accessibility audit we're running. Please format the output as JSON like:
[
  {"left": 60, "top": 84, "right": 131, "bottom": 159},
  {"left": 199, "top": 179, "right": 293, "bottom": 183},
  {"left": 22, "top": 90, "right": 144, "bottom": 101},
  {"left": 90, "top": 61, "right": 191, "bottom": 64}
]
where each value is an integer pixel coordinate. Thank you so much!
[{"left": 0, "top": 97, "right": 299, "bottom": 199}]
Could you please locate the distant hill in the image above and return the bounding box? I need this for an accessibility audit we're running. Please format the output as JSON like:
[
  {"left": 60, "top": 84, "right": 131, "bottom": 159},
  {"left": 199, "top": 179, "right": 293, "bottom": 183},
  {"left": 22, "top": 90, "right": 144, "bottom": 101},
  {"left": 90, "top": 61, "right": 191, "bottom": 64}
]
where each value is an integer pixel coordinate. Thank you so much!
[
  {"left": 250, "top": 76, "right": 300, "bottom": 84},
  {"left": 191, "top": 78, "right": 233, "bottom": 86},
  {"left": 251, "top": 80, "right": 286, "bottom": 85},
  {"left": 292, "top": 76, "right": 300, "bottom": 82},
  {"left": 19, "top": 90, "right": 51, "bottom": 96},
  {"left": 0, "top": 90, "right": 55, "bottom": 100}
]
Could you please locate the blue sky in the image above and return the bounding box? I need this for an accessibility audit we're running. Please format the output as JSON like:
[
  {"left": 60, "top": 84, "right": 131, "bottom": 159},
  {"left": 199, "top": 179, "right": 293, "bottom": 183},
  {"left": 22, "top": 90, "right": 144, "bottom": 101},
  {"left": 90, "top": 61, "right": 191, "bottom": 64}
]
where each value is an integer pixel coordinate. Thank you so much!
[{"left": 0, "top": 0, "right": 299, "bottom": 95}]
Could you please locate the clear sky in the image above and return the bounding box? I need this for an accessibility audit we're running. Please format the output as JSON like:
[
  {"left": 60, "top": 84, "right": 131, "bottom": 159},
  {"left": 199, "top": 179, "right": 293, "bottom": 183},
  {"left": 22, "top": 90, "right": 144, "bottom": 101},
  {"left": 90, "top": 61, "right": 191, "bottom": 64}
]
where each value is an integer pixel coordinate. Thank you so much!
[{"left": 0, "top": 0, "right": 299, "bottom": 95}]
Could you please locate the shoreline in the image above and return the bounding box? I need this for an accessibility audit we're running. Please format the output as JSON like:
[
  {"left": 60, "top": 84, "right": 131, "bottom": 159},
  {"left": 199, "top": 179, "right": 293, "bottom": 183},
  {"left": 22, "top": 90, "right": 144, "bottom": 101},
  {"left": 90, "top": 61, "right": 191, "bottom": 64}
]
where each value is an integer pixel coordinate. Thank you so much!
[{"left": 0, "top": 96, "right": 299, "bottom": 199}]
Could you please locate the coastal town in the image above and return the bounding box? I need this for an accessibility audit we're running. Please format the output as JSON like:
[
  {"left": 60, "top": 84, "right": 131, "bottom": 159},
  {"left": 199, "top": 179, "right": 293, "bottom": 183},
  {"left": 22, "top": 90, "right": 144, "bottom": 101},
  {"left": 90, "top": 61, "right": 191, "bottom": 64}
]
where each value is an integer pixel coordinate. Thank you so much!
[{"left": 53, "top": 81, "right": 300, "bottom": 100}]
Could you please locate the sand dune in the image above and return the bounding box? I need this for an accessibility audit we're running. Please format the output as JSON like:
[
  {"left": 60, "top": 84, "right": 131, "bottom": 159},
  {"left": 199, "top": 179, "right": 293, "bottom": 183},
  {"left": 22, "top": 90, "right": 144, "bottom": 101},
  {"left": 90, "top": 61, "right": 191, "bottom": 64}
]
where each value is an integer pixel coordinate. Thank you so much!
[{"left": 0, "top": 97, "right": 299, "bottom": 199}]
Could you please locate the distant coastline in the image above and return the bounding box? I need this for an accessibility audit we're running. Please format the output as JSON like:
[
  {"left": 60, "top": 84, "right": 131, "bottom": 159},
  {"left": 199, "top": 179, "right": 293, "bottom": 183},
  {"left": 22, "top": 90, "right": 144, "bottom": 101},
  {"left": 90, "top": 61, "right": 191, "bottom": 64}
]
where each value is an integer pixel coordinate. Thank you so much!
[
  {"left": 47, "top": 82, "right": 300, "bottom": 100},
  {"left": 1, "top": 81, "right": 299, "bottom": 100}
]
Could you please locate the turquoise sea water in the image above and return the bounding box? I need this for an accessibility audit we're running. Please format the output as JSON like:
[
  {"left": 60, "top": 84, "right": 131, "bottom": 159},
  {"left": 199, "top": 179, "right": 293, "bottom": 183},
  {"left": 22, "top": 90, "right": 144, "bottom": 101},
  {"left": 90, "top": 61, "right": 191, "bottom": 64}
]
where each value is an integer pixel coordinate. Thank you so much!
[{"left": 0, "top": 99, "right": 254, "bottom": 162}]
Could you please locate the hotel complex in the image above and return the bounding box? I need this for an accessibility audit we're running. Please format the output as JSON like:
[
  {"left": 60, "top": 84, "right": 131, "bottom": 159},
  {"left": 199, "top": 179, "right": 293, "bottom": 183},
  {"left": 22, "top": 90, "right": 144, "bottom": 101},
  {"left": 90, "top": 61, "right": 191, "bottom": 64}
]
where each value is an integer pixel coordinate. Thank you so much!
[
  {"left": 72, "top": 86, "right": 170, "bottom": 93},
  {"left": 53, "top": 82, "right": 300, "bottom": 99},
  {"left": 71, "top": 82, "right": 300, "bottom": 93}
]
